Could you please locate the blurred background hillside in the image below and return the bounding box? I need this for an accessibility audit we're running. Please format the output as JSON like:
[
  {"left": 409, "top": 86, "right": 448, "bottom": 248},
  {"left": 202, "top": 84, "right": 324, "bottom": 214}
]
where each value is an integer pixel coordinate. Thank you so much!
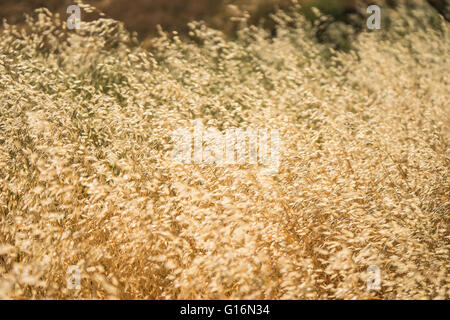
[{"left": 1, "top": 1, "right": 448, "bottom": 42}]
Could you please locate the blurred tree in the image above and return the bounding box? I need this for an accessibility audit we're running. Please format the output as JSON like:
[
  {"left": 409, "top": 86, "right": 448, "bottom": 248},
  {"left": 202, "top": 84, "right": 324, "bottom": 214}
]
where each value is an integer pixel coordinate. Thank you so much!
[{"left": 426, "top": 0, "right": 449, "bottom": 20}]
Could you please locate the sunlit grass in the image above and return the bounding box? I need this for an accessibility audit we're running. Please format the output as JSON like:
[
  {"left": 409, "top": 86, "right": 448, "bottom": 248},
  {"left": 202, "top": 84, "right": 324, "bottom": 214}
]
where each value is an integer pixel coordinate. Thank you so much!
[{"left": 0, "top": 1, "right": 448, "bottom": 299}]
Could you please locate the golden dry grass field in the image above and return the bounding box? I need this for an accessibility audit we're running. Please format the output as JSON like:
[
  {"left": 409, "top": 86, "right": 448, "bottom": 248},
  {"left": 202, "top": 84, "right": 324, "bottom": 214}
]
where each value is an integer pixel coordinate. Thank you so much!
[{"left": 0, "top": 1, "right": 449, "bottom": 299}]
